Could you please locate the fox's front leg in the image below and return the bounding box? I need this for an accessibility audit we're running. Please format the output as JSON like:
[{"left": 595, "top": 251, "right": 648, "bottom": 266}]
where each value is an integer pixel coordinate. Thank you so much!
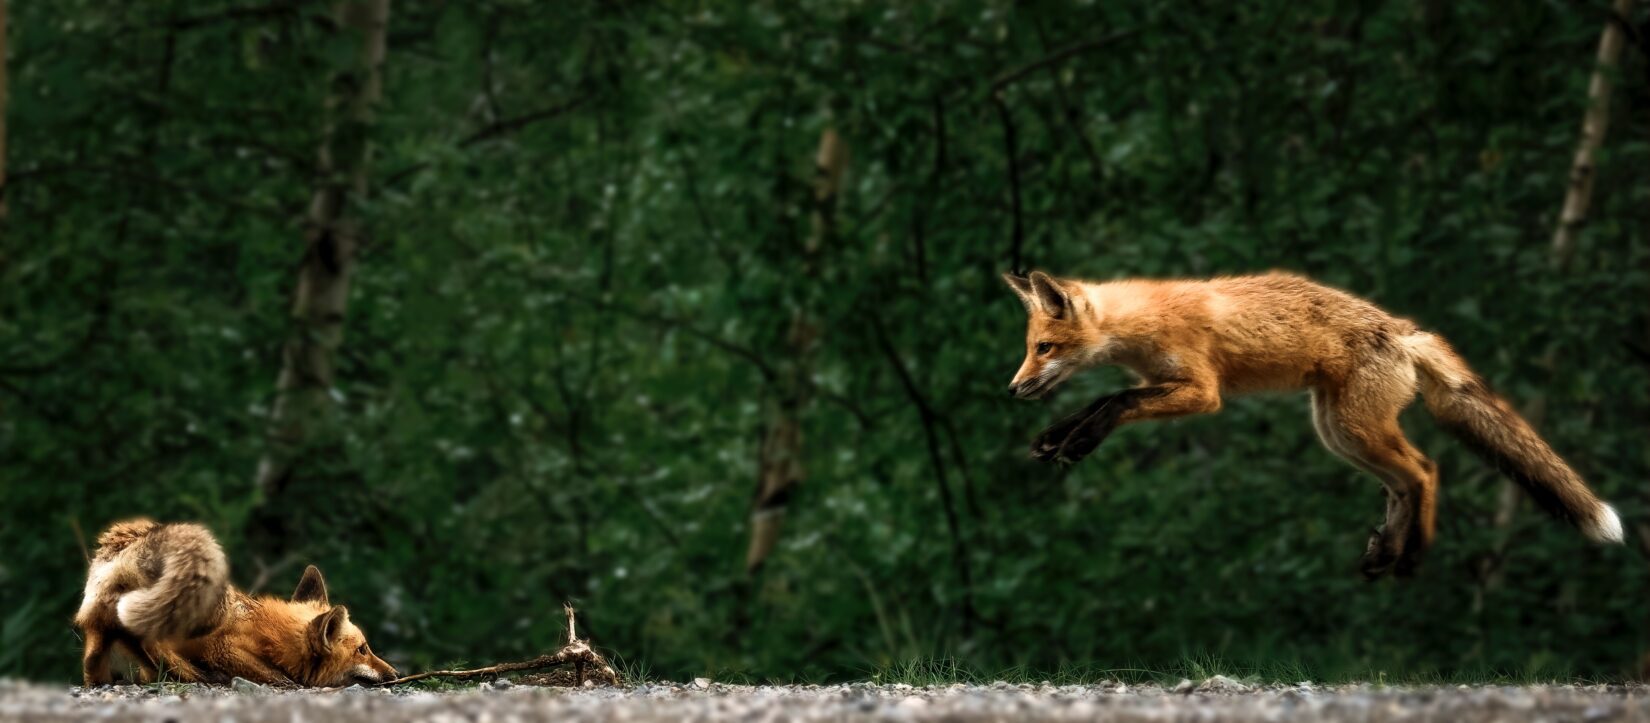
[
  {"left": 1030, "top": 395, "right": 1121, "bottom": 461},
  {"left": 218, "top": 648, "right": 299, "bottom": 687},
  {"left": 1032, "top": 380, "right": 1221, "bottom": 464}
]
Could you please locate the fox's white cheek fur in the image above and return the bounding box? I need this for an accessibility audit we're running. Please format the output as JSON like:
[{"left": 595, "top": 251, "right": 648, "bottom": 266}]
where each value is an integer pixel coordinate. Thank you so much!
[
  {"left": 1035, "top": 360, "right": 1077, "bottom": 396},
  {"left": 1037, "top": 360, "right": 1064, "bottom": 385}
]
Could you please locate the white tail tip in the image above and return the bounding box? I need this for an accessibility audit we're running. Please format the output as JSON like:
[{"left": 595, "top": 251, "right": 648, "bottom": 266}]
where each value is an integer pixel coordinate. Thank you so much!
[
  {"left": 1582, "top": 503, "right": 1624, "bottom": 544},
  {"left": 115, "top": 588, "right": 161, "bottom": 633}
]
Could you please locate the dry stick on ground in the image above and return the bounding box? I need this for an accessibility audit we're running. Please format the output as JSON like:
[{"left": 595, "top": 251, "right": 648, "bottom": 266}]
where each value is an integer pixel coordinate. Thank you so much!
[{"left": 377, "top": 604, "right": 616, "bottom": 687}]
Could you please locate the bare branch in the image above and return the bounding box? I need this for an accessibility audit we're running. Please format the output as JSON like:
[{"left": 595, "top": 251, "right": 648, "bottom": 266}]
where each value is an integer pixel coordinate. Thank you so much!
[
  {"left": 459, "top": 97, "right": 588, "bottom": 147},
  {"left": 558, "top": 289, "right": 779, "bottom": 382},
  {"left": 162, "top": 1, "right": 303, "bottom": 31},
  {"left": 870, "top": 317, "right": 977, "bottom": 634},
  {"left": 990, "top": 29, "right": 1136, "bottom": 92},
  {"left": 992, "top": 94, "right": 1026, "bottom": 274}
]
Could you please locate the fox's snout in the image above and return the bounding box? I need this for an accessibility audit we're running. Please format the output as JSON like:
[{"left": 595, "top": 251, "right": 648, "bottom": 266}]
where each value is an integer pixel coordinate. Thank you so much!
[
  {"left": 1007, "top": 379, "right": 1039, "bottom": 399},
  {"left": 1009, "top": 354, "right": 1070, "bottom": 400}
]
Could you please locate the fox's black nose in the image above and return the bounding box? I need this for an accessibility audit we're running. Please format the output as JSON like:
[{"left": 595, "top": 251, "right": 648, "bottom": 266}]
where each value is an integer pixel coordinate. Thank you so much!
[{"left": 1007, "top": 383, "right": 1019, "bottom": 398}]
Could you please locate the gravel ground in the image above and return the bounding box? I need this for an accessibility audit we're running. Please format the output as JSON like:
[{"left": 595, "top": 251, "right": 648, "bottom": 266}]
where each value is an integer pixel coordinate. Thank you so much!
[{"left": 3, "top": 677, "right": 1648, "bottom": 722}]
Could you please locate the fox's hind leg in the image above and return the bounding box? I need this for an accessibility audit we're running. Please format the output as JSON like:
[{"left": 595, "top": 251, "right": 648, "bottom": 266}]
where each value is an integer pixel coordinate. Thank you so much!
[
  {"left": 1312, "top": 371, "right": 1438, "bottom": 579},
  {"left": 84, "top": 627, "right": 161, "bottom": 685},
  {"left": 81, "top": 628, "right": 113, "bottom": 687},
  {"left": 112, "top": 630, "right": 161, "bottom": 683}
]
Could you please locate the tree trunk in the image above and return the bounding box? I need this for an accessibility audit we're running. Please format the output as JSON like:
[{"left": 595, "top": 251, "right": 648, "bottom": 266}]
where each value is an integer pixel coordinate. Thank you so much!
[
  {"left": 253, "top": 0, "right": 389, "bottom": 508},
  {"left": 1, "top": 0, "right": 9, "bottom": 219},
  {"left": 1549, "top": 0, "right": 1632, "bottom": 265},
  {"left": 745, "top": 129, "right": 847, "bottom": 573},
  {"left": 1477, "top": 0, "right": 1630, "bottom": 608}
]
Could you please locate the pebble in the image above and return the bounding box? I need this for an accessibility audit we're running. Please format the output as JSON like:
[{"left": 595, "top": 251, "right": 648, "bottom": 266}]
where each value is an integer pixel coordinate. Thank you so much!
[{"left": 1198, "top": 675, "right": 1251, "bottom": 693}]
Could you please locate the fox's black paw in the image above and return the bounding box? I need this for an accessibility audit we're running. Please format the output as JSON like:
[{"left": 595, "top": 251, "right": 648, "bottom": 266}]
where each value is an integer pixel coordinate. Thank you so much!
[
  {"left": 1029, "top": 418, "right": 1119, "bottom": 465},
  {"left": 1030, "top": 414, "right": 1093, "bottom": 463},
  {"left": 1052, "top": 418, "right": 1121, "bottom": 464},
  {"left": 1029, "top": 428, "right": 1069, "bottom": 463},
  {"left": 1359, "top": 526, "right": 1399, "bottom": 580},
  {"left": 1030, "top": 392, "right": 1135, "bottom": 466}
]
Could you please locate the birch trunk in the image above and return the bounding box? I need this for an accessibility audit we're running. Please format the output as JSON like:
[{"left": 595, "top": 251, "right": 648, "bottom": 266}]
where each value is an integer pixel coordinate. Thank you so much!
[
  {"left": 254, "top": 0, "right": 389, "bottom": 502},
  {"left": 1549, "top": 0, "right": 1631, "bottom": 265},
  {"left": 1478, "top": 0, "right": 1630, "bottom": 605},
  {"left": 746, "top": 129, "right": 847, "bottom": 573}
]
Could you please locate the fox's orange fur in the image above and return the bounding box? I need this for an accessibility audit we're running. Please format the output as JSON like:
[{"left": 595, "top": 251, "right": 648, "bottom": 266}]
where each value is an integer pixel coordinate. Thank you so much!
[
  {"left": 75, "top": 519, "right": 397, "bottom": 687},
  {"left": 1005, "top": 270, "right": 1622, "bottom": 578}
]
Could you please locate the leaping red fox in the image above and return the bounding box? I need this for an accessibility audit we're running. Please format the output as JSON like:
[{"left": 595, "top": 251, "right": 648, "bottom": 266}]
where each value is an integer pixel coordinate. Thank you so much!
[
  {"left": 75, "top": 519, "right": 398, "bottom": 687},
  {"left": 1003, "top": 270, "right": 1622, "bottom": 578}
]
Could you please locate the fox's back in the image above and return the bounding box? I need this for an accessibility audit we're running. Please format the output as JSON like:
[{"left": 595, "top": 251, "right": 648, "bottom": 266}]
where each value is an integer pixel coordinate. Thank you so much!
[
  {"left": 1218, "top": 273, "right": 1417, "bottom": 388},
  {"left": 1125, "top": 273, "right": 1416, "bottom": 392}
]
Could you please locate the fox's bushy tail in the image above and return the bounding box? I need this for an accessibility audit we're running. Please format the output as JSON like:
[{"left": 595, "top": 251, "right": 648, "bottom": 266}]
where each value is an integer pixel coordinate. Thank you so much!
[
  {"left": 112, "top": 522, "right": 230, "bottom": 639},
  {"left": 1406, "top": 333, "right": 1622, "bottom": 544}
]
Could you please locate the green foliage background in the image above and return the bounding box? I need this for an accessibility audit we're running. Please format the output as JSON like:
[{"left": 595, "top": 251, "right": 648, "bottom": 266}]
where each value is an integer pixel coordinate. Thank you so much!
[{"left": 3, "top": 0, "right": 1648, "bottom": 683}]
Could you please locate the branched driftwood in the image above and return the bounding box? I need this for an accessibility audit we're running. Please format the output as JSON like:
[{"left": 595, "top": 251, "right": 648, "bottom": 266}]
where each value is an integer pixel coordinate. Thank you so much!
[{"left": 377, "top": 603, "right": 616, "bottom": 687}]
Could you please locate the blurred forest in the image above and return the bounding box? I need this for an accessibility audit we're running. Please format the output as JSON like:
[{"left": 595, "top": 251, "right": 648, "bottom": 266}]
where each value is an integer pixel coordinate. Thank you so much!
[{"left": 3, "top": 0, "right": 1649, "bottom": 684}]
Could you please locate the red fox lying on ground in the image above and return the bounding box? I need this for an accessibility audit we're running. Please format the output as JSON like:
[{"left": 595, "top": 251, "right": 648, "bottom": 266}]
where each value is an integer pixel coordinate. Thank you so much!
[
  {"left": 1003, "top": 270, "right": 1623, "bottom": 578},
  {"left": 75, "top": 519, "right": 398, "bottom": 687}
]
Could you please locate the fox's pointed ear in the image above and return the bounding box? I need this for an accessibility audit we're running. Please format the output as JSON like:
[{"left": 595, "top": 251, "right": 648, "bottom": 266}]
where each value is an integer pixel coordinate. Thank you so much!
[
  {"left": 1028, "top": 271, "right": 1068, "bottom": 319},
  {"left": 292, "top": 565, "right": 329, "bottom": 605},
  {"left": 1002, "top": 272, "right": 1034, "bottom": 311},
  {"left": 307, "top": 605, "right": 350, "bottom": 653}
]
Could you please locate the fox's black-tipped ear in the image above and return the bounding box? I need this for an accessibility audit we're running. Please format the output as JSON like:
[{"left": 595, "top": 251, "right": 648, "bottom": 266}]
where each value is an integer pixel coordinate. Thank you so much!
[
  {"left": 1002, "top": 272, "right": 1034, "bottom": 311},
  {"left": 292, "top": 565, "right": 330, "bottom": 605},
  {"left": 1028, "top": 271, "right": 1068, "bottom": 319},
  {"left": 307, "top": 605, "right": 350, "bottom": 653}
]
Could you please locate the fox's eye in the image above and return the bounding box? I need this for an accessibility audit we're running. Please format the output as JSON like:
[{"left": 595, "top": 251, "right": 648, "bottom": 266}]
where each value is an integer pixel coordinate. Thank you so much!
[
  {"left": 1036, "top": 342, "right": 1054, "bottom": 355},
  {"left": 356, "top": 644, "right": 368, "bottom": 656}
]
